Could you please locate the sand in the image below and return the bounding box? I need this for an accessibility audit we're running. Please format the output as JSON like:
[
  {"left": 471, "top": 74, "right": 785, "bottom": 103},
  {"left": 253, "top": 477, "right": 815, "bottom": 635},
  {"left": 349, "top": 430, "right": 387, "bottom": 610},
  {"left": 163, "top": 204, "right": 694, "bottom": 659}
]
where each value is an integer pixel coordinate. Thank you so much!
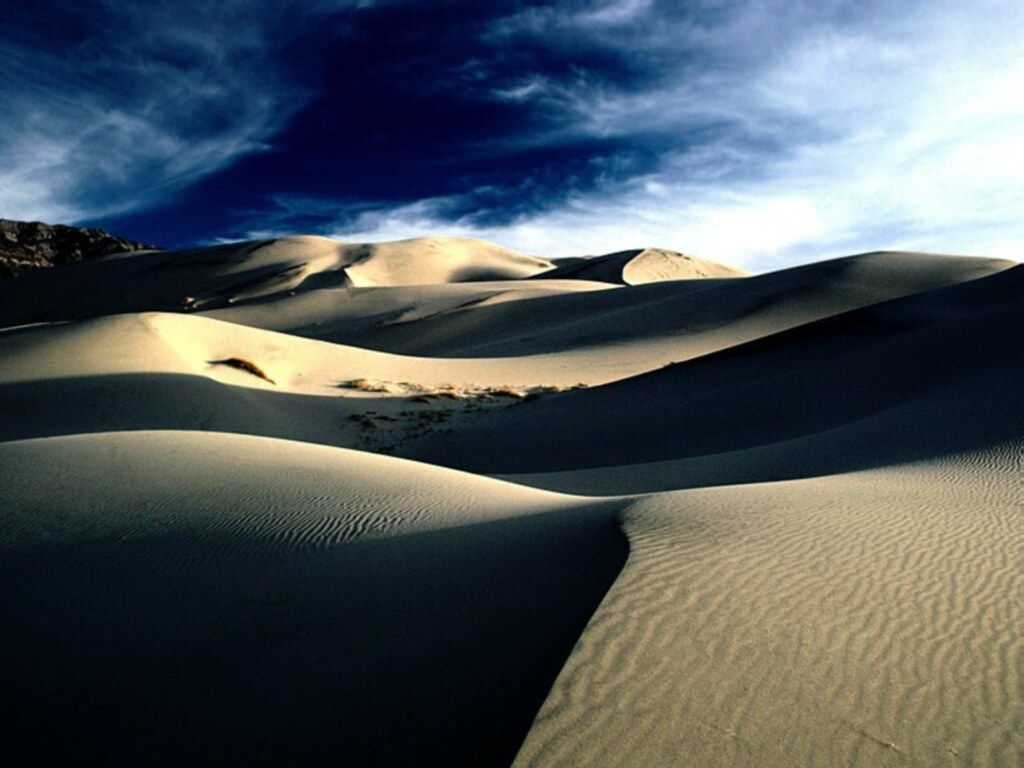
[
  {"left": 516, "top": 449, "right": 1023, "bottom": 767},
  {"left": 532, "top": 246, "right": 748, "bottom": 284},
  {"left": 0, "top": 234, "right": 1019, "bottom": 766},
  {"left": 398, "top": 264, "right": 1024, "bottom": 486},
  {"left": 0, "top": 430, "right": 624, "bottom": 765}
]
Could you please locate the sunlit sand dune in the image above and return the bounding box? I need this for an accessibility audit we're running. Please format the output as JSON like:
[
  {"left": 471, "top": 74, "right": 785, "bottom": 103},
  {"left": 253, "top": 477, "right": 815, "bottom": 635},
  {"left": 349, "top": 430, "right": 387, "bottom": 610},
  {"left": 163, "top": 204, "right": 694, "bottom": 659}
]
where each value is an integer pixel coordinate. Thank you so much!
[
  {"left": 532, "top": 246, "right": 747, "bottom": 284},
  {"left": 516, "top": 447, "right": 1023, "bottom": 768},
  {"left": 0, "top": 235, "right": 553, "bottom": 327},
  {"left": 0, "top": 235, "right": 1019, "bottom": 766},
  {"left": 400, "top": 264, "right": 1024, "bottom": 487}
]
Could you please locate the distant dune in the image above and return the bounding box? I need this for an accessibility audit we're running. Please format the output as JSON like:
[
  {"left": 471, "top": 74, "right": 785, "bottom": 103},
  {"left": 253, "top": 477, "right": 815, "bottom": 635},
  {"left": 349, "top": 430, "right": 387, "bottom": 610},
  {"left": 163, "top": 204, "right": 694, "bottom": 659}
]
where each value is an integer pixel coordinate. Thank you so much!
[
  {"left": 1, "top": 232, "right": 1020, "bottom": 766},
  {"left": 0, "top": 234, "right": 551, "bottom": 327},
  {"left": 533, "top": 246, "right": 748, "bottom": 284}
]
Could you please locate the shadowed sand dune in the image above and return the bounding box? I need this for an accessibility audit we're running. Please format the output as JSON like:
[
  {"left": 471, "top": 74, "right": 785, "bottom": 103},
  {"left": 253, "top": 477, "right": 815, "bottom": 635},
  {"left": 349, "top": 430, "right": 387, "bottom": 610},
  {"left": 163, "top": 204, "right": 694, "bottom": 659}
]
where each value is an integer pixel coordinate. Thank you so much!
[
  {"left": 530, "top": 246, "right": 747, "bottom": 284},
  {"left": 0, "top": 236, "right": 1020, "bottom": 766},
  {"left": 3, "top": 263, "right": 1019, "bottom": 454},
  {"left": 207, "top": 251, "right": 1012, "bottom": 363},
  {"left": 0, "top": 431, "right": 626, "bottom": 766},
  {"left": 0, "top": 235, "right": 554, "bottom": 328},
  {"left": 398, "top": 265, "right": 1024, "bottom": 487}
]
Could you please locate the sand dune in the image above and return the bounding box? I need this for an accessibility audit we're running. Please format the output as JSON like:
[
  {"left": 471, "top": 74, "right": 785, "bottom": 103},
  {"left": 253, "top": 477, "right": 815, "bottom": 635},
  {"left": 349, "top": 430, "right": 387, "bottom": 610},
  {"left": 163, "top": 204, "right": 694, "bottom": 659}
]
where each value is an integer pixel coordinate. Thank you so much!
[
  {"left": 532, "top": 246, "right": 747, "bottom": 284},
  {"left": 516, "top": 447, "right": 1023, "bottom": 767},
  {"left": 5, "top": 261, "right": 1016, "bottom": 451},
  {"left": 0, "top": 430, "right": 625, "bottom": 766},
  {"left": 0, "top": 310, "right": 605, "bottom": 449},
  {"left": 251, "top": 251, "right": 1011, "bottom": 361},
  {"left": 1, "top": 236, "right": 1020, "bottom": 766},
  {"left": 0, "top": 235, "right": 553, "bottom": 328},
  {"left": 399, "top": 265, "right": 1024, "bottom": 486},
  {"left": 200, "top": 278, "right": 616, "bottom": 347}
]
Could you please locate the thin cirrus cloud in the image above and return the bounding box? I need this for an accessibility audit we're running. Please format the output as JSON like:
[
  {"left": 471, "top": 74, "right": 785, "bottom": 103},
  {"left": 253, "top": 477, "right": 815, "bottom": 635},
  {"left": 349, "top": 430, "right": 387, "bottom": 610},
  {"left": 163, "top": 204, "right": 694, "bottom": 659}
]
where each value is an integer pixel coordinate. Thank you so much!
[
  {"left": 0, "top": 1, "right": 361, "bottom": 224},
  {"left": 2, "top": 1, "right": 1021, "bottom": 270},
  {"left": 323, "top": 0, "right": 1024, "bottom": 269}
]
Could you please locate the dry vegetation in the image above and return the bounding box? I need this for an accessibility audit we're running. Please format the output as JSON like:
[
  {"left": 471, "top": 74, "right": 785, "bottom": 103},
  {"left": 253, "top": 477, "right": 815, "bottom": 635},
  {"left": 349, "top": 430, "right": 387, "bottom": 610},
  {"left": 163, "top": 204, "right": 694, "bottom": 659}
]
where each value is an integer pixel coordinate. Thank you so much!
[
  {"left": 337, "top": 380, "right": 587, "bottom": 455},
  {"left": 337, "top": 378, "right": 586, "bottom": 402},
  {"left": 209, "top": 357, "right": 276, "bottom": 384}
]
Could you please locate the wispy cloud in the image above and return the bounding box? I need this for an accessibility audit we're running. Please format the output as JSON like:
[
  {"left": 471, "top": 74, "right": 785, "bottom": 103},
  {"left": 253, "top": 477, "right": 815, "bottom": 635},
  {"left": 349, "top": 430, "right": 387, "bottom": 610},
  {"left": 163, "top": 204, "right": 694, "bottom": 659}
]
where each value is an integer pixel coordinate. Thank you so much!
[
  {"left": 0, "top": 1, "right": 362, "bottom": 223},
  {"left": 4, "top": 1, "right": 1022, "bottom": 269},
  {"left": 320, "top": 0, "right": 1024, "bottom": 268}
]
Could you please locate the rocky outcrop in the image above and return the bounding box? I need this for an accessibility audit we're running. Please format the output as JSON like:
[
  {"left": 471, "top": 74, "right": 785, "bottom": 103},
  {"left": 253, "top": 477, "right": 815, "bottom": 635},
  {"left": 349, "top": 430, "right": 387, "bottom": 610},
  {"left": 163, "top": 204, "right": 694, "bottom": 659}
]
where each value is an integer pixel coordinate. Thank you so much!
[{"left": 0, "top": 219, "right": 160, "bottom": 278}]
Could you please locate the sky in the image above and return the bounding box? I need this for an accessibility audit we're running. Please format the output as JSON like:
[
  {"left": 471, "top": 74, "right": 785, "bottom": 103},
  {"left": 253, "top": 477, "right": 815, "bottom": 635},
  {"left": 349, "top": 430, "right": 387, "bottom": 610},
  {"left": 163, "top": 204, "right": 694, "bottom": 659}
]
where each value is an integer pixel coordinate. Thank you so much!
[{"left": 1, "top": 0, "right": 1022, "bottom": 271}]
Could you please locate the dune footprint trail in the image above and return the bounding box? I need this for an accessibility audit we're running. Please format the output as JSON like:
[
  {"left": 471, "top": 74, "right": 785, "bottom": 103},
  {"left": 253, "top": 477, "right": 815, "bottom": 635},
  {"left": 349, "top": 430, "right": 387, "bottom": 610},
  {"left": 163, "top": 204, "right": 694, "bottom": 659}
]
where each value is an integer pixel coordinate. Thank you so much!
[{"left": 0, "top": 234, "right": 1020, "bottom": 766}]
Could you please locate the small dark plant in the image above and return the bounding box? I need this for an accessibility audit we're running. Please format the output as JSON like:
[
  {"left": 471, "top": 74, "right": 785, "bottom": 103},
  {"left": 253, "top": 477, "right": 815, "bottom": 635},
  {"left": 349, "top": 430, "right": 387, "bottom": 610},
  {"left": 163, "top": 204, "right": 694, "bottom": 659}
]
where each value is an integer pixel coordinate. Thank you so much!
[{"left": 209, "top": 357, "right": 275, "bottom": 384}]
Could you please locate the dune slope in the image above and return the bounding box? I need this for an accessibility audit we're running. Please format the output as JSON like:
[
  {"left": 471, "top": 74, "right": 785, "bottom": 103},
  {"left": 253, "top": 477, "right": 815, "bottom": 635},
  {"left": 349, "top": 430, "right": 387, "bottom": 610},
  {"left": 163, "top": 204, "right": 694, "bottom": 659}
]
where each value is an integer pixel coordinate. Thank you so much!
[
  {"left": 399, "top": 265, "right": 1024, "bottom": 487},
  {"left": 0, "top": 431, "right": 626, "bottom": 766},
  {"left": 532, "top": 247, "right": 747, "bottom": 284},
  {"left": 0, "top": 238, "right": 1020, "bottom": 768},
  {"left": 516, "top": 447, "right": 1023, "bottom": 768},
  {"left": 252, "top": 251, "right": 1011, "bottom": 364},
  {"left": 0, "top": 235, "right": 553, "bottom": 328}
]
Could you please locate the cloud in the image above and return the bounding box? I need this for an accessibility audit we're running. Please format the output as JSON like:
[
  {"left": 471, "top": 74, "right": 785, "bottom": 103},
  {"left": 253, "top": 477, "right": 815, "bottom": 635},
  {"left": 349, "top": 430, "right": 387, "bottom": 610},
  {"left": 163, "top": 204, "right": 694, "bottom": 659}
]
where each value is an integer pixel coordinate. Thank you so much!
[
  {"left": 5, "top": 0, "right": 1021, "bottom": 270},
  {"left": 0, "top": 1, "right": 362, "bottom": 223},
  {"left": 315, "top": 0, "right": 1024, "bottom": 268}
]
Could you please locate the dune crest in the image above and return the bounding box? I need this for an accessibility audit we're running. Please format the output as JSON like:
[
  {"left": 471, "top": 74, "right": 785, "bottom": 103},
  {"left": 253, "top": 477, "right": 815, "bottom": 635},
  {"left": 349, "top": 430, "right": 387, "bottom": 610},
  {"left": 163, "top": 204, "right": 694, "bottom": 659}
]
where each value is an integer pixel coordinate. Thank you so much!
[
  {"left": 337, "top": 235, "right": 554, "bottom": 285},
  {"left": 0, "top": 234, "right": 554, "bottom": 327},
  {"left": 537, "top": 246, "right": 747, "bottom": 284},
  {"left": 1, "top": 235, "right": 1019, "bottom": 766}
]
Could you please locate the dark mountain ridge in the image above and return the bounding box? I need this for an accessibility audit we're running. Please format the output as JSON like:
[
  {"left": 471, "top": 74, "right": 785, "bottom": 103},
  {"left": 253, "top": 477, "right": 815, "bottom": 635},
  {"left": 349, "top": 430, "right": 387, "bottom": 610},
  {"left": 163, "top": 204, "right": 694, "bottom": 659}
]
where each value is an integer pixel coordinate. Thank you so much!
[{"left": 0, "top": 218, "right": 159, "bottom": 278}]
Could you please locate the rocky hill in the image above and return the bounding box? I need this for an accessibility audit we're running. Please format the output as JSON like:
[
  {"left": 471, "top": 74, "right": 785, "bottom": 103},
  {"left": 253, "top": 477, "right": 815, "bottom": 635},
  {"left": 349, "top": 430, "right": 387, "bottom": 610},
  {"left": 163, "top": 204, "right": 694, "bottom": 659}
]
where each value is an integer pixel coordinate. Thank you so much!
[{"left": 0, "top": 218, "right": 159, "bottom": 278}]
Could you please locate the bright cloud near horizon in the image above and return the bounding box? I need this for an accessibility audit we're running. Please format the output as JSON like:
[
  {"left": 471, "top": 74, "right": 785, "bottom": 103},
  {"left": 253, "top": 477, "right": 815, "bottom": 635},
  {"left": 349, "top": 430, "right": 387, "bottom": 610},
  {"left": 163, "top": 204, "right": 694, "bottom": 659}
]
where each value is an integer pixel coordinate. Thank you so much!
[{"left": 1, "top": 0, "right": 1021, "bottom": 270}]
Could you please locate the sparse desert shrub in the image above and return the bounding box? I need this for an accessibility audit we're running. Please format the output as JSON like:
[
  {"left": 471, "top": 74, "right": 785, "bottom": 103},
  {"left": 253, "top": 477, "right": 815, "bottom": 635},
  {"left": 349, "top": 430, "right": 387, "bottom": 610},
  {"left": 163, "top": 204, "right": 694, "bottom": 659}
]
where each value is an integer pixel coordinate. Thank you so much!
[
  {"left": 487, "top": 387, "right": 524, "bottom": 399},
  {"left": 339, "top": 378, "right": 389, "bottom": 392},
  {"left": 338, "top": 378, "right": 587, "bottom": 404},
  {"left": 209, "top": 357, "right": 275, "bottom": 384}
]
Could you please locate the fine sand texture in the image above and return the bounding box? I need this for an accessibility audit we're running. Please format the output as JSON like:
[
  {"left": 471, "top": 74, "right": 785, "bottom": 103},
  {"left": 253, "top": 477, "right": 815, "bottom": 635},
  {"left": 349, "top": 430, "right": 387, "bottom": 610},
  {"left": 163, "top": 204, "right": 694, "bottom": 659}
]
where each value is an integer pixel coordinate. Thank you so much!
[
  {"left": 0, "top": 234, "right": 1020, "bottom": 766},
  {"left": 515, "top": 448, "right": 1023, "bottom": 768},
  {"left": 0, "top": 431, "right": 625, "bottom": 766},
  {"left": 531, "top": 246, "right": 748, "bottom": 284}
]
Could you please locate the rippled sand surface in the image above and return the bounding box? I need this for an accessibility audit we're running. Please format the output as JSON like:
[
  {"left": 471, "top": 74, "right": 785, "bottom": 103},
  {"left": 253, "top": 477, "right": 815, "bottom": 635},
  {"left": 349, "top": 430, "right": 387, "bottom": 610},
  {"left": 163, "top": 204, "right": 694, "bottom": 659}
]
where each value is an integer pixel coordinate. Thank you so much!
[
  {"left": 517, "top": 448, "right": 1023, "bottom": 767},
  {"left": 1, "top": 237, "right": 1020, "bottom": 765}
]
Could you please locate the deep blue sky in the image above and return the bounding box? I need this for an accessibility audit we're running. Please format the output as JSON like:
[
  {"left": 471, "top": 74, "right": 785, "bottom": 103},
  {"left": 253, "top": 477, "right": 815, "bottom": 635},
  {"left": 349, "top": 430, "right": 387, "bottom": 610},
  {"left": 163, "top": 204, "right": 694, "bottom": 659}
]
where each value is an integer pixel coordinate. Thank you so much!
[{"left": 1, "top": 0, "right": 1021, "bottom": 268}]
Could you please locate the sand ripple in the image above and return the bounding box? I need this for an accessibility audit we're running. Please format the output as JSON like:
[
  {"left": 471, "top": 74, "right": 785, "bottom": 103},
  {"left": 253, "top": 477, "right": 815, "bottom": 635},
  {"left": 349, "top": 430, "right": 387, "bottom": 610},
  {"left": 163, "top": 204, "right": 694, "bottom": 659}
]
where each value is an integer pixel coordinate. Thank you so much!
[{"left": 516, "top": 446, "right": 1023, "bottom": 767}]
